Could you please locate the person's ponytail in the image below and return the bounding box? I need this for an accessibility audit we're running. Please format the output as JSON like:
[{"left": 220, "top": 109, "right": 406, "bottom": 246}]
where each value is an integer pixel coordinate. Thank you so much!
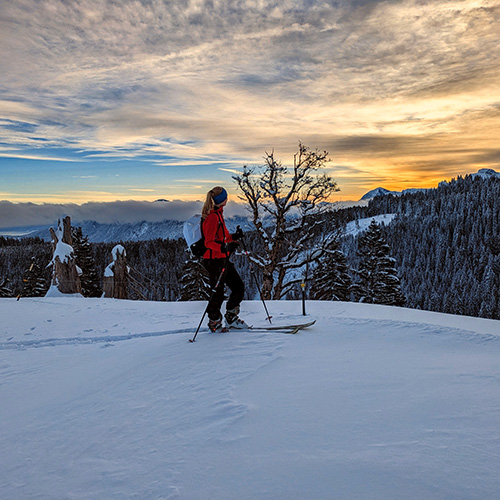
[{"left": 202, "top": 186, "right": 225, "bottom": 219}]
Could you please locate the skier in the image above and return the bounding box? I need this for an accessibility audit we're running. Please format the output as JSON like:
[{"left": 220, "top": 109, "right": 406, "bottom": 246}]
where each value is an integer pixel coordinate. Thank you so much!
[{"left": 201, "top": 186, "right": 248, "bottom": 332}]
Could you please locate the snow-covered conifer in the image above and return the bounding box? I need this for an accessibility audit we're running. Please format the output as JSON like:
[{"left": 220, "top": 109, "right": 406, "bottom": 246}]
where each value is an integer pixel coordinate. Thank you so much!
[
  {"left": 178, "top": 258, "right": 211, "bottom": 301},
  {"left": 72, "top": 226, "right": 101, "bottom": 297},
  {"left": 311, "top": 241, "right": 352, "bottom": 301},
  {"left": 21, "top": 257, "right": 47, "bottom": 297},
  {"left": 354, "top": 219, "right": 405, "bottom": 306}
]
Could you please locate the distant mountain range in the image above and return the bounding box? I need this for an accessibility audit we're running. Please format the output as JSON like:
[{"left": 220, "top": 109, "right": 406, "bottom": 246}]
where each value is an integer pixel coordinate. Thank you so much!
[
  {"left": 360, "top": 187, "right": 424, "bottom": 201},
  {"left": 3, "top": 216, "right": 256, "bottom": 244}
]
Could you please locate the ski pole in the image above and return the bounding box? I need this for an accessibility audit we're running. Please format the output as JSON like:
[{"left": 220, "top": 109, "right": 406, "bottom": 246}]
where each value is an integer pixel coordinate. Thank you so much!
[
  {"left": 189, "top": 258, "right": 229, "bottom": 343},
  {"left": 240, "top": 236, "right": 272, "bottom": 324},
  {"left": 301, "top": 280, "right": 306, "bottom": 316}
]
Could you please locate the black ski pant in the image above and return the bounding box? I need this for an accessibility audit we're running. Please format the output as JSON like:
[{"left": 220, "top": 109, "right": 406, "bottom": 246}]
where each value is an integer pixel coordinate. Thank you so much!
[{"left": 203, "top": 258, "right": 244, "bottom": 321}]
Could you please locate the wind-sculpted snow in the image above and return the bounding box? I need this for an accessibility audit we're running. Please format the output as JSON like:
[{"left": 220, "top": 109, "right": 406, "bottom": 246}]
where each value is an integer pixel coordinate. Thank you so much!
[{"left": 1, "top": 298, "right": 500, "bottom": 499}]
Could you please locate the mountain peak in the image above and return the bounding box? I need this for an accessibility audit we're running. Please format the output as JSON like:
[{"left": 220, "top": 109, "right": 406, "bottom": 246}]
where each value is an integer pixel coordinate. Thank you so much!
[
  {"left": 359, "top": 187, "right": 400, "bottom": 201},
  {"left": 474, "top": 168, "right": 500, "bottom": 178},
  {"left": 360, "top": 168, "right": 499, "bottom": 201}
]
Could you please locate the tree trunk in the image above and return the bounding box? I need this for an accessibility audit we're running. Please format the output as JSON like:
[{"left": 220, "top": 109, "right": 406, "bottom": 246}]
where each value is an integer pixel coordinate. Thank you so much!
[
  {"left": 103, "top": 245, "right": 128, "bottom": 299},
  {"left": 49, "top": 216, "right": 82, "bottom": 295}
]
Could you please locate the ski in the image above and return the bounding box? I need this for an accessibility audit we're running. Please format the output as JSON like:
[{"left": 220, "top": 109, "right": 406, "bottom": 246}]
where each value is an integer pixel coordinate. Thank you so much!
[
  {"left": 193, "top": 320, "right": 316, "bottom": 341},
  {"left": 238, "top": 320, "right": 316, "bottom": 334}
]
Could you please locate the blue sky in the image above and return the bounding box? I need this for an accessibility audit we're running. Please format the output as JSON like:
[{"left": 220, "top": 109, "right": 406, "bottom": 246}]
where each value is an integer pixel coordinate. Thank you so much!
[{"left": 1, "top": 0, "right": 500, "bottom": 224}]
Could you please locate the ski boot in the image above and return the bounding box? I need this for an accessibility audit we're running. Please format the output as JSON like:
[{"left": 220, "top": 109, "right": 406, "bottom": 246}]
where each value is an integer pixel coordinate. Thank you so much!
[
  {"left": 225, "top": 307, "right": 249, "bottom": 329},
  {"left": 208, "top": 317, "right": 227, "bottom": 333}
]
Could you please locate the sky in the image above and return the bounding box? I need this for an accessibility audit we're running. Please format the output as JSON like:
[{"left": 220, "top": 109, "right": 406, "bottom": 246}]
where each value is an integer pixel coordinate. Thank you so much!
[{"left": 1, "top": 0, "right": 500, "bottom": 224}]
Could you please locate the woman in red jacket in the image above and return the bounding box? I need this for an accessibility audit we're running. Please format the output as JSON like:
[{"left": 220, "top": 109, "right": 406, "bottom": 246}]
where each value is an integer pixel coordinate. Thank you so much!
[{"left": 202, "top": 186, "right": 248, "bottom": 332}]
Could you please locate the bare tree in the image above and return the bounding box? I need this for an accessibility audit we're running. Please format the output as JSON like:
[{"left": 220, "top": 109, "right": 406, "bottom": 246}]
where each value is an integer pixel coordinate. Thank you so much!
[{"left": 233, "top": 142, "right": 340, "bottom": 299}]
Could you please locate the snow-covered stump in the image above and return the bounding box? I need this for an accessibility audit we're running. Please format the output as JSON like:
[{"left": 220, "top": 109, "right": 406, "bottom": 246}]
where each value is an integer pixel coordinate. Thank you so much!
[
  {"left": 103, "top": 245, "right": 128, "bottom": 299},
  {"left": 47, "top": 216, "right": 82, "bottom": 296}
]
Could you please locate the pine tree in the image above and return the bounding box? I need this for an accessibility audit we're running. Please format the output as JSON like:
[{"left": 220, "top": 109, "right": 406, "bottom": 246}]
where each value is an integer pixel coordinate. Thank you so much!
[
  {"left": 178, "top": 258, "right": 211, "bottom": 301},
  {"left": 72, "top": 227, "right": 102, "bottom": 297},
  {"left": 311, "top": 242, "right": 352, "bottom": 301},
  {"left": 22, "top": 257, "right": 48, "bottom": 297},
  {"left": 0, "top": 278, "right": 13, "bottom": 297},
  {"left": 354, "top": 219, "right": 405, "bottom": 306}
]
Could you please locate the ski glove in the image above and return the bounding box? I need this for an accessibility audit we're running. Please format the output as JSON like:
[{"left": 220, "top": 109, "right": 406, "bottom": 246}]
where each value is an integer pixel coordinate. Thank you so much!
[
  {"left": 221, "top": 241, "right": 240, "bottom": 254},
  {"left": 231, "top": 226, "right": 244, "bottom": 241}
]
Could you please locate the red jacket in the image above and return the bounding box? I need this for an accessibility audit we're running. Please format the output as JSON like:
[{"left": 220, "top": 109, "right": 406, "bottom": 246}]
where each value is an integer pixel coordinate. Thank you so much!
[{"left": 202, "top": 207, "right": 234, "bottom": 259}]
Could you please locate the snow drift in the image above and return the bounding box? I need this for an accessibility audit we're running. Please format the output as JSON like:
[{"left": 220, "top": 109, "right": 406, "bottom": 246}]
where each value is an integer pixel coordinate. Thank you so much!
[{"left": 1, "top": 298, "right": 500, "bottom": 499}]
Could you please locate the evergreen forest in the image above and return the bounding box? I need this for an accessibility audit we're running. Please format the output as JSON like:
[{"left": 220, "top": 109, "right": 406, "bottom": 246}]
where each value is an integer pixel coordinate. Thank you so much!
[
  {"left": 0, "top": 173, "right": 499, "bottom": 320},
  {"left": 365, "top": 174, "right": 500, "bottom": 319}
]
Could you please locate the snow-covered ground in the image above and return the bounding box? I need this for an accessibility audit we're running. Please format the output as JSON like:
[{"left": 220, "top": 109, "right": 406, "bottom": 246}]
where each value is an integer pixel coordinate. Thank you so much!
[
  {"left": 345, "top": 214, "right": 396, "bottom": 236},
  {"left": 1, "top": 298, "right": 500, "bottom": 500}
]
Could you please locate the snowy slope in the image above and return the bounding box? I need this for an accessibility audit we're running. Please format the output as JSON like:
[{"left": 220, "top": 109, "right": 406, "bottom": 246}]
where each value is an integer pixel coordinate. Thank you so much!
[
  {"left": 1, "top": 298, "right": 500, "bottom": 500},
  {"left": 345, "top": 213, "right": 396, "bottom": 236}
]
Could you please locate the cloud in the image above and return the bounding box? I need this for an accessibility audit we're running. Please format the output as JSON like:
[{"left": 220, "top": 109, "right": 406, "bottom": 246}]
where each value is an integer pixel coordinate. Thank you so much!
[
  {"left": 218, "top": 167, "right": 242, "bottom": 175},
  {"left": 0, "top": 152, "right": 83, "bottom": 162},
  {"left": 0, "top": 198, "right": 250, "bottom": 229}
]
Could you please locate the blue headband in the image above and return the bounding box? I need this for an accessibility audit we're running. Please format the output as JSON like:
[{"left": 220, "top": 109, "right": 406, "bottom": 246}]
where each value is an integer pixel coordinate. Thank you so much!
[{"left": 212, "top": 188, "right": 227, "bottom": 205}]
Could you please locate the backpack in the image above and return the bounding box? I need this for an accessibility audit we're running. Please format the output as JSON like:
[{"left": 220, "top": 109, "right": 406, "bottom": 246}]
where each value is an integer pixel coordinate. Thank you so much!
[
  {"left": 190, "top": 232, "right": 206, "bottom": 257},
  {"left": 183, "top": 214, "right": 205, "bottom": 257},
  {"left": 183, "top": 213, "right": 223, "bottom": 258}
]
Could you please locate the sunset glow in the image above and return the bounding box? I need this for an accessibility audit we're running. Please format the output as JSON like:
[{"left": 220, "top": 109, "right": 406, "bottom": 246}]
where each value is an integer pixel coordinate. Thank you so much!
[{"left": 1, "top": 0, "right": 500, "bottom": 208}]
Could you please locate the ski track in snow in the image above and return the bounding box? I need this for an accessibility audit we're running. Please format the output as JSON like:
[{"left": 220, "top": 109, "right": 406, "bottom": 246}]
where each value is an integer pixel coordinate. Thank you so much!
[
  {"left": 2, "top": 298, "right": 499, "bottom": 351},
  {"left": 0, "top": 328, "right": 193, "bottom": 350}
]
